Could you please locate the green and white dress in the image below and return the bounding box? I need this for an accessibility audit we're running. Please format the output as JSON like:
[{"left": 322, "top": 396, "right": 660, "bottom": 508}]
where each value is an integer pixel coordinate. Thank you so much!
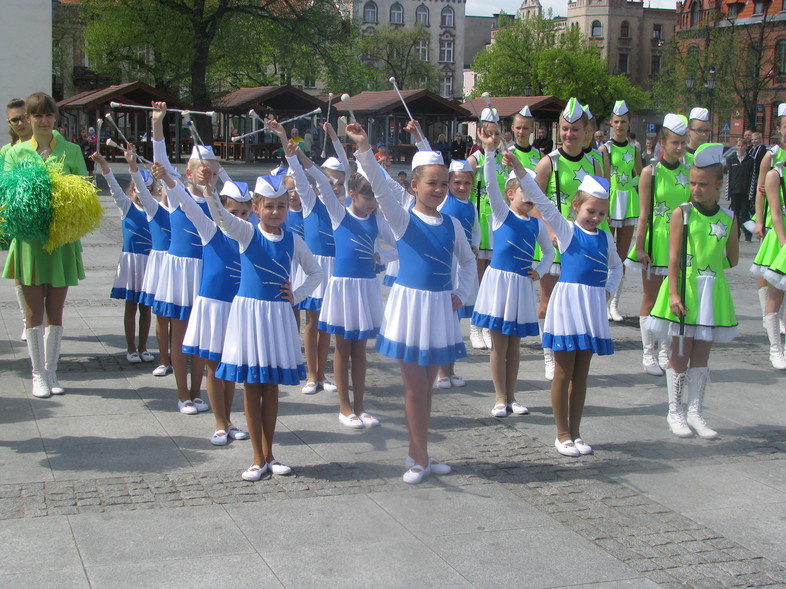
[
  {"left": 625, "top": 160, "right": 691, "bottom": 276},
  {"left": 751, "top": 150, "right": 786, "bottom": 275},
  {"left": 647, "top": 203, "right": 738, "bottom": 342},
  {"left": 760, "top": 164, "right": 786, "bottom": 289},
  {"left": 472, "top": 150, "right": 506, "bottom": 259},
  {"left": 606, "top": 139, "right": 639, "bottom": 228}
]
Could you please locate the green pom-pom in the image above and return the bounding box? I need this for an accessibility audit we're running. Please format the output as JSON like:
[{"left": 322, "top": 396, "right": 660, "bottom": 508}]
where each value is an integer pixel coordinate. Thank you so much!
[
  {"left": 45, "top": 165, "right": 103, "bottom": 252},
  {"left": 0, "top": 159, "right": 53, "bottom": 242}
]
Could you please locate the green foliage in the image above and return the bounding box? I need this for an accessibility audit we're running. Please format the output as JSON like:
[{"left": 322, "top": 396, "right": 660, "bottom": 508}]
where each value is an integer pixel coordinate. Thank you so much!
[
  {"left": 472, "top": 14, "right": 649, "bottom": 121},
  {"left": 357, "top": 25, "right": 440, "bottom": 92}
]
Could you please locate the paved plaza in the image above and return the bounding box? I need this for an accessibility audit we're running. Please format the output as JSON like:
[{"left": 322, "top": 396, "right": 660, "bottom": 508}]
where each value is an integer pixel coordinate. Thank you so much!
[{"left": 0, "top": 161, "right": 784, "bottom": 588}]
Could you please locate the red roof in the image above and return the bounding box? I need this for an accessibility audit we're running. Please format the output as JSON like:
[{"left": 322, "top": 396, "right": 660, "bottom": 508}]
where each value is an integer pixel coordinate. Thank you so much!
[
  {"left": 461, "top": 96, "right": 567, "bottom": 119},
  {"left": 57, "top": 81, "right": 181, "bottom": 110},
  {"left": 333, "top": 89, "right": 469, "bottom": 117},
  {"left": 215, "top": 85, "right": 326, "bottom": 114}
]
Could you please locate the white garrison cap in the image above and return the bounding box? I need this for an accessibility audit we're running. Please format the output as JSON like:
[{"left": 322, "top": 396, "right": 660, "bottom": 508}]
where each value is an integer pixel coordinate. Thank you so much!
[
  {"left": 612, "top": 100, "right": 629, "bottom": 116},
  {"left": 577, "top": 174, "right": 610, "bottom": 200},
  {"left": 518, "top": 105, "right": 533, "bottom": 118},
  {"left": 693, "top": 143, "right": 724, "bottom": 167},
  {"left": 254, "top": 175, "right": 287, "bottom": 198},
  {"left": 480, "top": 107, "right": 499, "bottom": 123},
  {"left": 190, "top": 145, "right": 218, "bottom": 161},
  {"left": 449, "top": 159, "right": 473, "bottom": 174},
  {"left": 582, "top": 104, "right": 594, "bottom": 120},
  {"left": 689, "top": 107, "right": 710, "bottom": 122},
  {"left": 321, "top": 157, "right": 344, "bottom": 172},
  {"left": 220, "top": 180, "right": 251, "bottom": 202},
  {"left": 562, "top": 98, "right": 584, "bottom": 124},
  {"left": 506, "top": 168, "right": 536, "bottom": 182},
  {"left": 663, "top": 113, "right": 688, "bottom": 136},
  {"left": 411, "top": 150, "right": 444, "bottom": 171},
  {"left": 137, "top": 169, "right": 154, "bottom": 187}
]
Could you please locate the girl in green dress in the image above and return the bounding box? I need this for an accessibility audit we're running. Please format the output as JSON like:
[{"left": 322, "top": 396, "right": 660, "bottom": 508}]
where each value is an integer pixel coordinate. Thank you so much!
[
  {"left": 2, "top": 92, "right": 89, "bottom": 399},
  {"left": 647, "top": 144, "right": 739, "bottom": 440}
]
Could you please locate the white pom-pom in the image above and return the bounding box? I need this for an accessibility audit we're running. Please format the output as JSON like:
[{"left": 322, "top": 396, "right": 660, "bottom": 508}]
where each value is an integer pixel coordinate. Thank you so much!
[{"left": 341, "top": 93, "right": 351, "bottom": 102}]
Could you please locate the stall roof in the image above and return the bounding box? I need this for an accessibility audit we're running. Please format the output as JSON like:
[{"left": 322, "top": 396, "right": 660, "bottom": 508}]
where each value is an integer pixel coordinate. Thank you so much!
[
  {"left": 215, "top": 85, "right": 325, "bottom": 114},
  {"left": 57, "top": 81, "right": 181, "bottom": 110},
  {"left": 334, "top": 89, "right": 469, "bottom": 117},
  {"left": 461, "top": 96, "right": 566, "bottom": 119}
]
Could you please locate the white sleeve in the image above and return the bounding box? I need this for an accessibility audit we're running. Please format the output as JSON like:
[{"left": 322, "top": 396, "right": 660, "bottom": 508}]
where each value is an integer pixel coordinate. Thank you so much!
[
  {"left": 376, "top": 217, "right": 399, "bottom": 264},
  {"left": 355, "top": 148, "right": 409, "bottom": 238},
  {"left": 168, "top": 183, "right": 216, "bottom": 245},
  {"left": 605, "top": 231, "right": 623, "bottom": 295},
  {"left": 533, "top": 219, "right": 555, "bottom": 277},
  {"left": 517, "top": 170, "right": 574, "bottom": 250},
  {"left": 152, "top": 138, "right": 178, "bottom": 177},
  {"left": 330, "top": 137, "right": 352, "bottom": 196},
  {"left": 484, "top": 150, "right": 510, "bottom": 230},
  {"left": 291, "top": 235, "right": 324, "bottom": 305},
  {"left": 130, "top": 171, "right": 162, "bottom": 220},
  {"left": 307, "top": 164, "right": 346, "bottom": 228},
  {"left": 218, "top": 168, "right": 232, "bottom": 185},
  {"left": 285, "top": 154, "right": 318, "bottom": 216},
  {"left": 452, "top": 217, "right": 477, "bottom": 306},
  {"left": 204, "top": 191, "right": 254, "bottom": 250},
  {"left": 471, "top": 214, "right": 481, "bottom": 248},
  {"left": 104, "top": 170, "right": 132, "bottom": 218},
  {"left": 415, "top": 136, "right": 432, "bottom": 152}
]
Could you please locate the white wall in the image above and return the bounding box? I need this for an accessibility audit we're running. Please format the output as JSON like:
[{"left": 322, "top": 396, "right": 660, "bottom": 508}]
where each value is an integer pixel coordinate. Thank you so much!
[{"left": 0, "top": 0, "right": 52, "bottom": 147}]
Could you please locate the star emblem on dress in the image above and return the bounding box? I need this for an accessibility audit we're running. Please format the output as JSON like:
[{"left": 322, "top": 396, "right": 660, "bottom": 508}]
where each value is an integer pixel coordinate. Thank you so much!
[
  {"left": 622, "top": 151, "right": 634, "bottom": 163},
  {"left": 574, "top": 168, "right": 589, "bottom": 183},
  {"left": 685, "top": 253, "right": 694, "bottom": 267},
  {"left": 675, "top": 171, "right": 689, "bottom": 187},
  {"left": 610, "top": 165, "right": 618, "bottom": 176},
  {"left": 654, "top": 200, "right": 670, "bottom": 218},
  {"left": 708, "top": 219, "right": 728, "bottom": 241},
  {"left": 618, "top": 172, "right": 630, "bottom": 186},
  {"left": 698, "top": 265, "right": 716, "bottom": 278}
]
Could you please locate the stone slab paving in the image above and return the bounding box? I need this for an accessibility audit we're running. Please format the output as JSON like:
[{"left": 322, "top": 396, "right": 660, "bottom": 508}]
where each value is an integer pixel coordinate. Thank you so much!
[{"left": 0, "top": 169, "right": 783, "bottom": 587}]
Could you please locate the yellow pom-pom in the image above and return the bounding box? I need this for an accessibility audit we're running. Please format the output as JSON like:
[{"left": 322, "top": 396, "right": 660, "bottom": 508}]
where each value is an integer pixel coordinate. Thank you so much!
[{"left": 44, "top": 167, "right": 103, "bottom": 252}]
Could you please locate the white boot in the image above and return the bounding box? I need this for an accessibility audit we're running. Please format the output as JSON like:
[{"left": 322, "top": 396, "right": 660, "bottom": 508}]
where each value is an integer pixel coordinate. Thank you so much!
[
  {"left": 469, "top": 323, "right": 486, "bottom": 349},
  {"left": 665, "top": 369, "right": 692, "bottom": 437},
  {"left": 45, "top": 325, "right": 65, "bottom": 394},
  {"left": 640, "top": 317, "right": 663, "bottom": 376},
  {"left": 763, "top": 313, "right": 786, "bottom": 370},
  {"left": 482, "top": 327, "right": 492, "bottom": 349},
  {"left": 686, "top": 367, "right": 718, "bottom": 439},
  {"left": 26, "top": 326, "right": 50, "bottom": 398},
  {"left": 758, "top": 286, "right": 768, "bottom": 327},
  {"left": 539, "top": 319, "right": 554, "bottom": 380},
  {"left": 608, "top": 277, "right": 624, "bottom": 322},
  {"left": 658, "top": 337, "right": 671, "bottom": 371},
  {"left": 15, "top": 285, "right": 27, "bottom": 341}
]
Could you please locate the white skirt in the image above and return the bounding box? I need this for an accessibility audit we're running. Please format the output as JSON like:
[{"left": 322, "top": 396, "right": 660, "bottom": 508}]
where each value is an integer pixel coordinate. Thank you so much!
[
  {"left": 471, "top": 267, "right": 539, "bottom": 337},
  {"left": 216, "top": 295, "right": 305, "bottom": 384},
  {"left": 296, "top": 254, "right": 334, "bottom": 311},
  {"left": 623, "top": 259, "right": 668, "bottom": 276},
  {"left": 543, "top": 282, "right": 613, "bottom": 355},
  {"left": 152, "top": 253, "right": 202, "bottom": 320},
  {"left": 318, "top": 276, "right": 383, "bottom": 339},
  {"left": 140, "top": 249, "right": 167, "bottom": 307},
  {"left": 182, "top": 296, "right": 232, "bottom": 362},
  {"left": 383, "top": 259, "right": 399, "bottom": 287},
  {"left": 645, "top": 317, "right": 739, "bottom": 343},
  {"left": 111, "top": 252, "right": 149, "bottom": 304},
  {"left": 376, "top": 283, "right": 467, "bottom": 366}
]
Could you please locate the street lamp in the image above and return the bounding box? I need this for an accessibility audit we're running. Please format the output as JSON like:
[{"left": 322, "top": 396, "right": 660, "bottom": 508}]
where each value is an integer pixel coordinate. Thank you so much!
[{"left": 685, "top": 75, "right": 695, "bottom": 90}]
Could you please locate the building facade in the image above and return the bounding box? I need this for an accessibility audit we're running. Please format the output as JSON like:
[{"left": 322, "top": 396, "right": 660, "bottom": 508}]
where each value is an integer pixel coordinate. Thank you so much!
[{"left": 346, "top": 0, "right": 466, "bottom": 99}]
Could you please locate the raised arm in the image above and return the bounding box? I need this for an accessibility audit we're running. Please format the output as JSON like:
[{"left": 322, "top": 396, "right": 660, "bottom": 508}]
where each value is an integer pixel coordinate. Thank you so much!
[
  {"left": 326, "top": 122, "right": 351, "bottom": 196},
  {"left": 165, "top": 165, "right": 217, "bottom": 244},
  {"left": 404, "top": 119, "right": 432, "bottom": 151},
  {"left": 151, "top": 102, "right": 177, "bottom": 177},
  {"left": 297, "top": 143, "right": 346, "bottom": 228},
  {"left": 92, "top": 152, "right": 131, "bottom": 218},
  {"left": 202, "top": 188, "right": 254, "bottom": 250},
  {"left": 479, "top": 127, "right": 509, "bottom": 230}
]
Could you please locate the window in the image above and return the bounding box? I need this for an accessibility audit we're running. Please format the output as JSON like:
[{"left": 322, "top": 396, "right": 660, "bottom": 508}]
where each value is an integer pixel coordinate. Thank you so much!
[
  {"left": 777, "top": 40, "right": 786, "bottom": 74},
  {"left": 591, "top": 20, "right": 602, "bottom": 37},
  {"left": 653, "top": 24, "right": 662, "bottom": 39},
  {"left": 441, "top": 6, "right": 454, "bottom": 27},
  {"left": 439, "top": 40, "right": 454, "bottom": 63},
  {"left": 753, "top": 0, "right": 765, "bottom": 13},
  {"left": 415, "top": 40, "right": 429, "bottom": 61},
  {"left": 620, "top": 21, "right": 630, "bottom": 38},
  {"left": 416, "top": 5, "right": 429, "bottom": 25},
  {"left": 363, "top": 1, "right": 377, "bottom": 23},
  {"left": 690, "top": 2, "right": 699, "bottom": 27},
  {"left": 651, "top": 54, "right": 661, "bottom": 75},
  {"left": 390, "top": 3, "right": 403, "bottom": 24},
  {"left": 618, "top": 53, "right": 629, "bottom": 74},
  {"left": 441, "top": 75, "right": 453, "bottom": 98},
  {"left": 727, "top": 3, "right": 739, "bottom": 18},
  {"left": 303, "top": 74, "right": 317, "bottom": 89}
]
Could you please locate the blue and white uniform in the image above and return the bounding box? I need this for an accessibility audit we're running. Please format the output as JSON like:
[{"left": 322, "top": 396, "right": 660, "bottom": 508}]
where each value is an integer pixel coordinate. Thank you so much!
[
  {"left": 165, "top": 182, "right": 241, "bottom": 362},
  {"left": 518, "top": 172, "right": 623, "bottom": 355},
  {"left": 105, "top": 170, "right": 151, "bottom": 303},
  {"left": 130, "top": 171, "right": 171, "bottom": 308},
  {"left": 294, "top": 161, "right": 397, "bottom": 340},
  {"left": 205, "top": 194, "right": 323, "bottom": 384},
  {"left": 356, "top": 148, "right": 476, "bottom": 366},
  {"left": 472, "top": 153, "right": 554, "bottom": 337},
  {"left": 438, "top": 192, "right": 480, "bottom": 319}
]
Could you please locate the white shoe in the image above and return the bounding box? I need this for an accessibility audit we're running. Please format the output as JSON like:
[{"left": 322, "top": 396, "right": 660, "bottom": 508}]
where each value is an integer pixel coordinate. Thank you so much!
[
  {"left": 210, "top": 430, "right": 228, "bottom": 446},
  {"left": 555, "top": 438, "right": 580, "bottom": 457},
  {"left": 406, "top": 456, "right": 451, "bottom": 475},
  {"left": 152, "top": 364, "right": 172, "bottom": 377},
  {"left": 359, "top": 412, "right": 380, "bottom": 428},
  {"left": 449, "top": 375, "right": 465, "bottom": 387},
  {"left": 436, "top": 376, "right": 452, "bottom": 389},
  {"left": 686, "top": 413, "right": 718, "bottom": 439},
  {"left": 320, "top": 379, "right": 338, "bottom": 392},
  {"left": 241, "top": 463, "right": 267, "bottom": 481},
  {"left": 178, "top": 400, "right": 198, "bottom": 415},
  {"left": 574, "top": 438, "right": 593, "bottom": 455},
  {"left": 301, "top": 381, "right": 319, "bottom": 394},
  {"left": 403, "top": 464, "right": 431, "bottom": 484},
  {"left": 193, "top": 397, "right": 209, "bottom": 412},
  {"left": 644, "top": 361, "right": 664, "bottom": 376},
  {"left": 469, "top": 324, "right": 486, "bottom": 349},
  {"left": 227, "top": 425, "right": 249, "bottom": 440},
  {"left": 482, "top": 328, "right": 493, "bottom": 349},
  {"left": 338, "top": 412, "right": 364, "bottom": 429},
  {"left": 510, "top": 401, "right": 529, "bottom": 415},
  {"left": 267, "top": 460, "right": 293, "bottom": 475},
  {"left": 491, "top": 403, "right": 509, "bottom": 417}
]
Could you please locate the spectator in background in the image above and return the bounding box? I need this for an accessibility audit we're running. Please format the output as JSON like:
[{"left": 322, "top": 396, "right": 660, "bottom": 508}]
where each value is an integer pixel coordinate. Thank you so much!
[
  {"left": 375, "top": 142, "right": 391, "bottom": 171},
  {"left": 303, "top": 128, "right": 313, "bottom": 157},
  {"left": 642, "top": 136, "right": 657, "bottom": 167},
  {"left": 594, "top": 130, "right": 605, "bottom": 149},
  {"left": 532, "top": 126, "right": 553, "bottom": 155},
  {"left": 450, "top": 132, "right": 466, "bottom": 161},
  {"left": 435, "top": 133, "right": 450, "bottom": 165},
  {"left": 743, "top": 129, "right": 753, "bottom": 144},
  {"left": 629, "top": 131, "right": 641, "bottom": 154},
  {"left": 747, "top": 132, "right": 767, "bottom": 204},
  {"left": 289, "top": 127, "right": 304, "bottom": 149},
  {"left": 727, "top": 137, "right": 754, "bottom": 241}
]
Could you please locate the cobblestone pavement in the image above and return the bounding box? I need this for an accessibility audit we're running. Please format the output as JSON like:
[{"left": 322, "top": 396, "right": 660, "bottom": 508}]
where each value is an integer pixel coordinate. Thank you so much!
[{"left": 0, "top": 169, "right": 784, "bottom": 588}]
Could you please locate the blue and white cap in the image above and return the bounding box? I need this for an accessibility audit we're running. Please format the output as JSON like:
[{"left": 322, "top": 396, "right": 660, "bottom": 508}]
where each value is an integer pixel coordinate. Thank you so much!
[
  {"left": 612, "top": 100, "right": 629, "bottom": 116},
  {"left": 449, "top": 159, "right": 473, "bottom": 174},
  {"left": 577, "top": 174, "right": 610, "bottom": 200},
  {"left": 190, "top": 145, "right": 218, "bottom": 161},
  {"left": 254, "top": 175, "right": 287, "bottom": 198},
  {"left": 411, "top": 150, "right": 445, "bottom": 171},
  {"left": 663, "top": 113, "right": 688, "bottom": 136},
  {"left": 689, "top": 107, "right": 709, "bottom": 122},
  {"left": 693, "top": 143, "right": 724, "bottom": 168},
  {"left": 562, "top": 98, "right": 584, "bottom": 124},
  {"left": 518, "top": 105, "right": 533, "bottom": 118},
  {"left": 321, "top": 157, "right": 345, "bottom": 173},
  {"left": 220, "top": 180, "right": 250, "bottom": 202},
  {"left": 480, "top": 107, "right": 499, "bottom": 123},
  {"left": 137, "top": 169, "right": 155, "bottom": 187}
]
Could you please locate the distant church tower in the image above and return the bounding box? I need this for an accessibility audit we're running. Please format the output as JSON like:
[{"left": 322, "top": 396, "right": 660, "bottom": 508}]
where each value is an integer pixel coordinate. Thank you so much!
[{"left": 517, "top": 0, "right": 542, "bottom": 20}]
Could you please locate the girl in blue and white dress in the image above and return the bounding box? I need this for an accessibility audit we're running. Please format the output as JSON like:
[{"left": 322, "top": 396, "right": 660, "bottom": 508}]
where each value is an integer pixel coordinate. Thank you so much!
[
  {"left": 345, "top": 122, "right": 476, "bottom": 484},
  {"left": 153, "top": 162, "right": 251, "bottom": 446},
  {"left": 285, "top": 134, "right": 397, "bottom": 429},
  {"left": 472, "top": 128, "right": 554, "bottom": 419},
  {"left": 92, "top": 152, "right": 153, "bottom": 365},
  {"left": 205, "top": 166, "right": 323, "bottom": 482},
  {"left": 510, "top": 154, "right": 622, "bottom": 458}
]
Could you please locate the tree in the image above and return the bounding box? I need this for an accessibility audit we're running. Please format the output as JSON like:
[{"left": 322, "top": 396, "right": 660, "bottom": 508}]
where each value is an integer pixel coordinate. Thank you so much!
[
  {"left": 357, "top": 25, "right": 440, "bottom": 92},
  {"left": 472, "top": 15, "right": 648, "bottom": 121}
]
